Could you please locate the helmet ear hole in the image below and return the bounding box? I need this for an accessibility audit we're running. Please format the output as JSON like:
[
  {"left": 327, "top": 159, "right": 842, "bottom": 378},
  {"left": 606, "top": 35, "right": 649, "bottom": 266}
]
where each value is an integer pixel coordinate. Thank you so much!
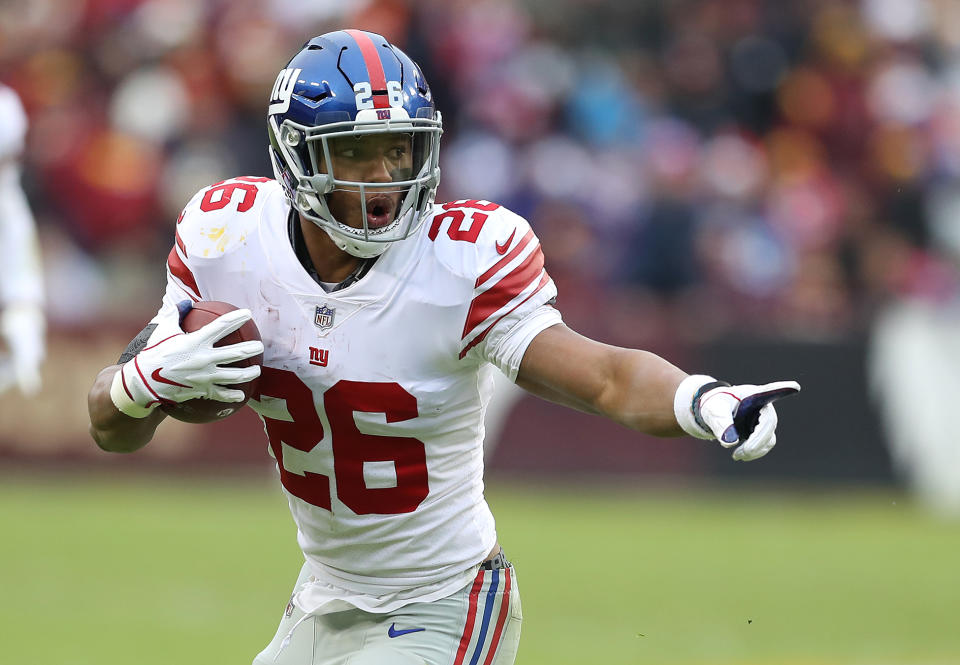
[
  {"left": 282, "top": 125, "right": 301, "bottom": 147},
  {"left": 298, "top": 191, "right": 321, "bottom": 213}
]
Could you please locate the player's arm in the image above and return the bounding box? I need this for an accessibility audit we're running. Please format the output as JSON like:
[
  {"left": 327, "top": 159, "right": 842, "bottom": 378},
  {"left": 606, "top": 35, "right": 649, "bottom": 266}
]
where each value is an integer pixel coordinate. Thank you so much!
[
  {"left": 455, "top": 202, "right": 799, "bottom": 459},
  {"left": 87, "top": 304, "right": 263, "bottom": 453},
  {"left": 88, "top": 364, "right": 168, "bottom": 453},
  {"left": 516, "top": 323, "right": 686, "bottom": 436},
  {"left": 517, "top": 322, "right": 800, "bottom": 460}
]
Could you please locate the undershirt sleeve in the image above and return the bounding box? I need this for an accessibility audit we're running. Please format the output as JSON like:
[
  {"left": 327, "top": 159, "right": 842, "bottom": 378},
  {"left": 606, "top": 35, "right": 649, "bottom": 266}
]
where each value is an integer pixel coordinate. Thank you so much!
[{"left": 117, "top": 323, "right": 158, "bottom": 364}]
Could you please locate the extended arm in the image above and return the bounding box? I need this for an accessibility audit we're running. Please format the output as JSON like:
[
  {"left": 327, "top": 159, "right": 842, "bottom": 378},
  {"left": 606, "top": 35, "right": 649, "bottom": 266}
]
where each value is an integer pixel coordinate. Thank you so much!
[
  {"left": 516, "top": 322, "right": 800, "bottom": 460},
  {"left": 516, "top": 323, "right": 686, "bottom": 436}
]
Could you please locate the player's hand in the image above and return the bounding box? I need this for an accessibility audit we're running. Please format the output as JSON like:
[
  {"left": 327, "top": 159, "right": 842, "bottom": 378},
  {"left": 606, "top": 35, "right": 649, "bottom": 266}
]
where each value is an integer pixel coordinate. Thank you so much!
[
  {"left": 674, "top": 375, "right": 801, "bottom": 461},
  {"left": 109, "top": 308, "right": 263, "bottom": 418},
  {"left": 0, "top": 303, "right": 45, "bottom": 396},
  {"left": 696, "top": 381, "right": 801, "bottom": 461}
]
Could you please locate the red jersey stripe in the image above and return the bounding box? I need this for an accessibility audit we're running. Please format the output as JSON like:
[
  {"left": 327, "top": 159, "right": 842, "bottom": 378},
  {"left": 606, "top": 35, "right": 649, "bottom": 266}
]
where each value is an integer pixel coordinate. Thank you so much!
[
  {"left": 482, "top": 569, "right": 512, "bottom": 665},
  {"left": 344, "top": 29, "right": 390, "bottom": 109},
  {"left": 475, "top": 229, "right": 535, "bottom": 289},
  {"left": 462, "top": 245, "right": 545, "bottom": 340},
  {"left": 459, "top": 271, "right": 551, "bottom": 360},
  {"left": 453, "top": 569, "right": 486, "bottom": 665},
  {"left": 167, "top": 245, "right": 201, "bottom": 301}
]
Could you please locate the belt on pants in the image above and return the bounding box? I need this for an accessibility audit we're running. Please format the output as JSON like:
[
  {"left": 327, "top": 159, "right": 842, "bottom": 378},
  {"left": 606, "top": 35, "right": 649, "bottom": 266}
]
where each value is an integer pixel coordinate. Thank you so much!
[{"left": 480, "top": 550, "right": 511, "bottom": 570}]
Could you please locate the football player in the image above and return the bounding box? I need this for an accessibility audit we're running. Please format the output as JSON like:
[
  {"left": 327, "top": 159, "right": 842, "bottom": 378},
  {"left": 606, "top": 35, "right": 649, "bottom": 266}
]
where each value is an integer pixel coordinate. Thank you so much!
[
  {"left": 0, "top": 83, "right": 44, "bottom": 397},
  {"left": 87, "top": 30, "right": 799, "bottom": 665}
]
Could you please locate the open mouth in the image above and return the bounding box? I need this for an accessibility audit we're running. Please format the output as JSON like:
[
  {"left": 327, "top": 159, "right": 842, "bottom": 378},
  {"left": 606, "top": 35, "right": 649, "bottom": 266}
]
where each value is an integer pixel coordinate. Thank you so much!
[{"left": 365, "top": 195, "right": 397, "bottom": 230}]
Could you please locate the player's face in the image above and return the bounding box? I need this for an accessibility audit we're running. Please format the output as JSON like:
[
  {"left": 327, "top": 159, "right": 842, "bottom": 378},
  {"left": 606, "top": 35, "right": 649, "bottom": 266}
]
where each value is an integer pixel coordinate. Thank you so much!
[{"left": 322, "top": 133, "right": 414, "bottom": 231}]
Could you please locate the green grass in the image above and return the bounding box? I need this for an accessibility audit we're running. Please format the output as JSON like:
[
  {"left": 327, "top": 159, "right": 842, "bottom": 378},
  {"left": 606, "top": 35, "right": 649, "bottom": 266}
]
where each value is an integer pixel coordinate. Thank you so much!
[{"left": 1, "top": 473, "right": 958, "bottom": 664}]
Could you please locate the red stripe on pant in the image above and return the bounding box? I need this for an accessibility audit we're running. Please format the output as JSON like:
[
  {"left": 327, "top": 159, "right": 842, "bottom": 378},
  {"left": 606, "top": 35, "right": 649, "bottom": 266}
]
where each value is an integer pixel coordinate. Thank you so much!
[
  {"left": 482, "top": 569, "right": 512, "bottom": 665},
  {"left": 453, "top": 569, "right": 486, "bottom": 665}
]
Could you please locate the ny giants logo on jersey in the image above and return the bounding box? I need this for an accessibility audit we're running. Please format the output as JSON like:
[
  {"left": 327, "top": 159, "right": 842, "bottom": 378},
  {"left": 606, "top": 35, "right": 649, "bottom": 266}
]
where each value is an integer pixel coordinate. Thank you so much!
[
  {"left": 309, "top": 347, "right": 329, "bottom": 367},
  {"left": 314, "top": 304, "right": 335, "bottom": 329}
]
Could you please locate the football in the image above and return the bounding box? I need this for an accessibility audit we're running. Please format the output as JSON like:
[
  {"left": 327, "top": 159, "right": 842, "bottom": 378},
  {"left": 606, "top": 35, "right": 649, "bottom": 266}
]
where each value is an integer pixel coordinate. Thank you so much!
[{"left": 159, "top": 301, "right": 263, "bottom": 424}]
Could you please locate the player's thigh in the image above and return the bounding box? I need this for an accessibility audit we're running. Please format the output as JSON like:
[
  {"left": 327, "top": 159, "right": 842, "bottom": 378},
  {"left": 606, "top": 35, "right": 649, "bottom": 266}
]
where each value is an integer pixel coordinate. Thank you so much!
[
  {"left": 343, "top": 646, "right": 427, "bottom": 665},
  {"left": 364, "top": 565, "right": 522, "bottom": 665},
  {"left": 452, "top": 564, "right": 521, "bottom": 665},
  {"left": 252, "top": 564, "right": 315, "bottom": 665},
  {"left": 253, "top": 564, "right": 523, "bottom": 665},
  {"left": 432, "top": 563, "right": 522, "bottom": 665}
]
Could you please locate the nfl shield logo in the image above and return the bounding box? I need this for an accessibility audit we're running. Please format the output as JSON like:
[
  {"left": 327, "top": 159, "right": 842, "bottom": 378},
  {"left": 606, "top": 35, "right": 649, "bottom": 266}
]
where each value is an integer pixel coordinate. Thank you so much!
[{"left": 314, "top": 304, "right": 335, "bottom": 329}]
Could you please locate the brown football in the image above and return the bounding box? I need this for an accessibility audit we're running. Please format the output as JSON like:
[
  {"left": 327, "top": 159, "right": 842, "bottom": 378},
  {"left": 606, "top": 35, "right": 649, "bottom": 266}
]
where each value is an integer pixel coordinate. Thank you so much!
[{"left": 159, "top": 301, "right": 263, "bottom": 424}]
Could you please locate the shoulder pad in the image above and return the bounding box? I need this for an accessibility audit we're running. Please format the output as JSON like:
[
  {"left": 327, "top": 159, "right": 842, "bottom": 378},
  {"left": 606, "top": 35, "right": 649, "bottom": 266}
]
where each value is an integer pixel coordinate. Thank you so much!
[
  {"left": 425, "top": 200, "right": 536, "bottom": 281},
  {"left": 175, "top": 177, "right": 282, "bottom": 260},
  {"left": 425, "top": 200, "right": 555, "bottom": 360}
]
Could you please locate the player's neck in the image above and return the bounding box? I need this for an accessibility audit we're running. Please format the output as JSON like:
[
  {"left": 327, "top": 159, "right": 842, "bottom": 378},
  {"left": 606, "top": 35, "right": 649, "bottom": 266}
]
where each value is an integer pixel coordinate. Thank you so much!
[{"left": 298, "top": 216, "right": 364, "bottom": 284}]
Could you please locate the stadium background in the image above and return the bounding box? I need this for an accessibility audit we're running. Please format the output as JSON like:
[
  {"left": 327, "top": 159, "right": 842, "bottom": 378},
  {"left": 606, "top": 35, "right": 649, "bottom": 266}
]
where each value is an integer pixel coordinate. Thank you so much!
[{"left": 1, "top": 0, "right": 959, "bottom": 663}]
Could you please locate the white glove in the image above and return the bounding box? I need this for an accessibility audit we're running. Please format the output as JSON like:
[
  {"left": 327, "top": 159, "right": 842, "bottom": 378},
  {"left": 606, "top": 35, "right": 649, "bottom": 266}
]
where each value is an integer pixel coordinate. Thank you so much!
[
  {"left": 674, "top": 375, "right": 801, "bottom": 461},
  {"left": 0, "top": 303, "right": 45, "bottom": 396},
  {"left": 110, "top": 308, "right": 263, "bottom": 418}
]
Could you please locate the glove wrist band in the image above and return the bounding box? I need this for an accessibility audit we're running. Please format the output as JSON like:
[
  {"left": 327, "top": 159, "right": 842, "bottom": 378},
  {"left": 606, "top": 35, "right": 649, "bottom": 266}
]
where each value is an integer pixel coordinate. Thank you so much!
[
  {"left": 110, "top": 366, "right": 157, "bottom": 419},
  {"left": 674, "top": 374, "right": 727, "bottom": 440},
  {"left": 691, "top": 380, "right": 732, "bottom": 433}
]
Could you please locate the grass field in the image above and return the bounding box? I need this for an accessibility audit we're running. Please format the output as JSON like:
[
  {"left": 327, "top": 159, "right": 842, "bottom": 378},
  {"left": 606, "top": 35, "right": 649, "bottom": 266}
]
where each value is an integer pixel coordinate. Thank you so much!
[{"left": 1, "top": 473, "right": 959, "bottom": 665}]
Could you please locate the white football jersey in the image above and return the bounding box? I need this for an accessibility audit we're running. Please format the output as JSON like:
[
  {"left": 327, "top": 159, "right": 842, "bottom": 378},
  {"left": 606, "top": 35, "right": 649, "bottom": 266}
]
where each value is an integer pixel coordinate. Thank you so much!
[{"left": 153, "top": 177, "right": 560, "bottom": 610}]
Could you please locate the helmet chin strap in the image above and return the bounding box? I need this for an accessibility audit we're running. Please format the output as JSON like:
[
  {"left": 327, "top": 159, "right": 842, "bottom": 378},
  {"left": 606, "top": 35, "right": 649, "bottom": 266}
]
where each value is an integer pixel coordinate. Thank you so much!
[
  {"left": 322, "top": 225, "right": 391, "bottom": 258},
  {"left": 302, "top": 192, "right": 414, "bottom": 259},
  {"left": 292, "top": 189, "right": 369, "bottom": 257},
  {"left": 301, "top": 196, "right": 397, "bottom": 259}
]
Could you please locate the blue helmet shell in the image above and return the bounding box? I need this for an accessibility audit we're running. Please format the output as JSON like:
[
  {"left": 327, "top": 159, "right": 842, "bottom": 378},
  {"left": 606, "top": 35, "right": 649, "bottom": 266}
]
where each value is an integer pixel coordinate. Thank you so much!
[
  {"left": 267, "top": 30, "right": 443, "bottom": 258},
  {"left": 279, "top": 31, "right": 435, "bottom": 128}
]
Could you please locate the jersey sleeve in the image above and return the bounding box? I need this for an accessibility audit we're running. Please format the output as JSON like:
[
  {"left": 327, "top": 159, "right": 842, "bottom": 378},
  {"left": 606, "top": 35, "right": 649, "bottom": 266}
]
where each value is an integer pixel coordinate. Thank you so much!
[
  {"left": 447, "top": 202, "right": 561, "bottom": 379},
  {"left": 163, "top": 176, "right": 276, "bottom": 304},
  {"left": 166, "top": 206, "right": 204, "bottom": 303},
  {"left": 150, "top": 210, "right": 205, "bottom": 339},
  {"left": 482, "top": 303, "right": 562, "bottom": 381}
]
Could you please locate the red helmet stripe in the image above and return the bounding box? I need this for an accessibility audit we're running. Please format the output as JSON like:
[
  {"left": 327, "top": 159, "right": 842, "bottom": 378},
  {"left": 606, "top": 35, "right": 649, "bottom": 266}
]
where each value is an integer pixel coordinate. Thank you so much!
[{"left": 344, "top": 29, "right": 390, "bottom": 109}]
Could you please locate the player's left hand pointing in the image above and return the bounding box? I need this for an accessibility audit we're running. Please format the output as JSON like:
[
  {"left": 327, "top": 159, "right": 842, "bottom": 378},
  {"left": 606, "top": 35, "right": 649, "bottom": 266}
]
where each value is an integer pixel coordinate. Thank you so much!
[
  {"left": 674, "top": 376, "right": 801, "bottom": 461},
  {"left": 698, "top": 381, "right": 801, "bottom": 461}
]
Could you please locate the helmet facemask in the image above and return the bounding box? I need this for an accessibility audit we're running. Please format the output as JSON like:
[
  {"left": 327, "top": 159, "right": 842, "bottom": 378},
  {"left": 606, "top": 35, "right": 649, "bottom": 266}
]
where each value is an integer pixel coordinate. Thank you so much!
[{"left": 269, "top": 110, "right": 442, "bottom": 258}]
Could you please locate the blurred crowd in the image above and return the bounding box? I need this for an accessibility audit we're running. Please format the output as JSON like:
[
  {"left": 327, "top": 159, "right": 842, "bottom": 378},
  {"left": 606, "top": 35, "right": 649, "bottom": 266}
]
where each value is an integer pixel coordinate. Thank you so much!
[{"left": 2, "top": 0, "right": 959, "bottom": 346}]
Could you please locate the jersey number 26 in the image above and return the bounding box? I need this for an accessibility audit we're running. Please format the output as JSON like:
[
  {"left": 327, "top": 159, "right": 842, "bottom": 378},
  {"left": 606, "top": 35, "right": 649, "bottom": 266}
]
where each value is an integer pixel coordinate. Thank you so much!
[{"left": 255, "top": 367, "right": 429, "bottom": 516}]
